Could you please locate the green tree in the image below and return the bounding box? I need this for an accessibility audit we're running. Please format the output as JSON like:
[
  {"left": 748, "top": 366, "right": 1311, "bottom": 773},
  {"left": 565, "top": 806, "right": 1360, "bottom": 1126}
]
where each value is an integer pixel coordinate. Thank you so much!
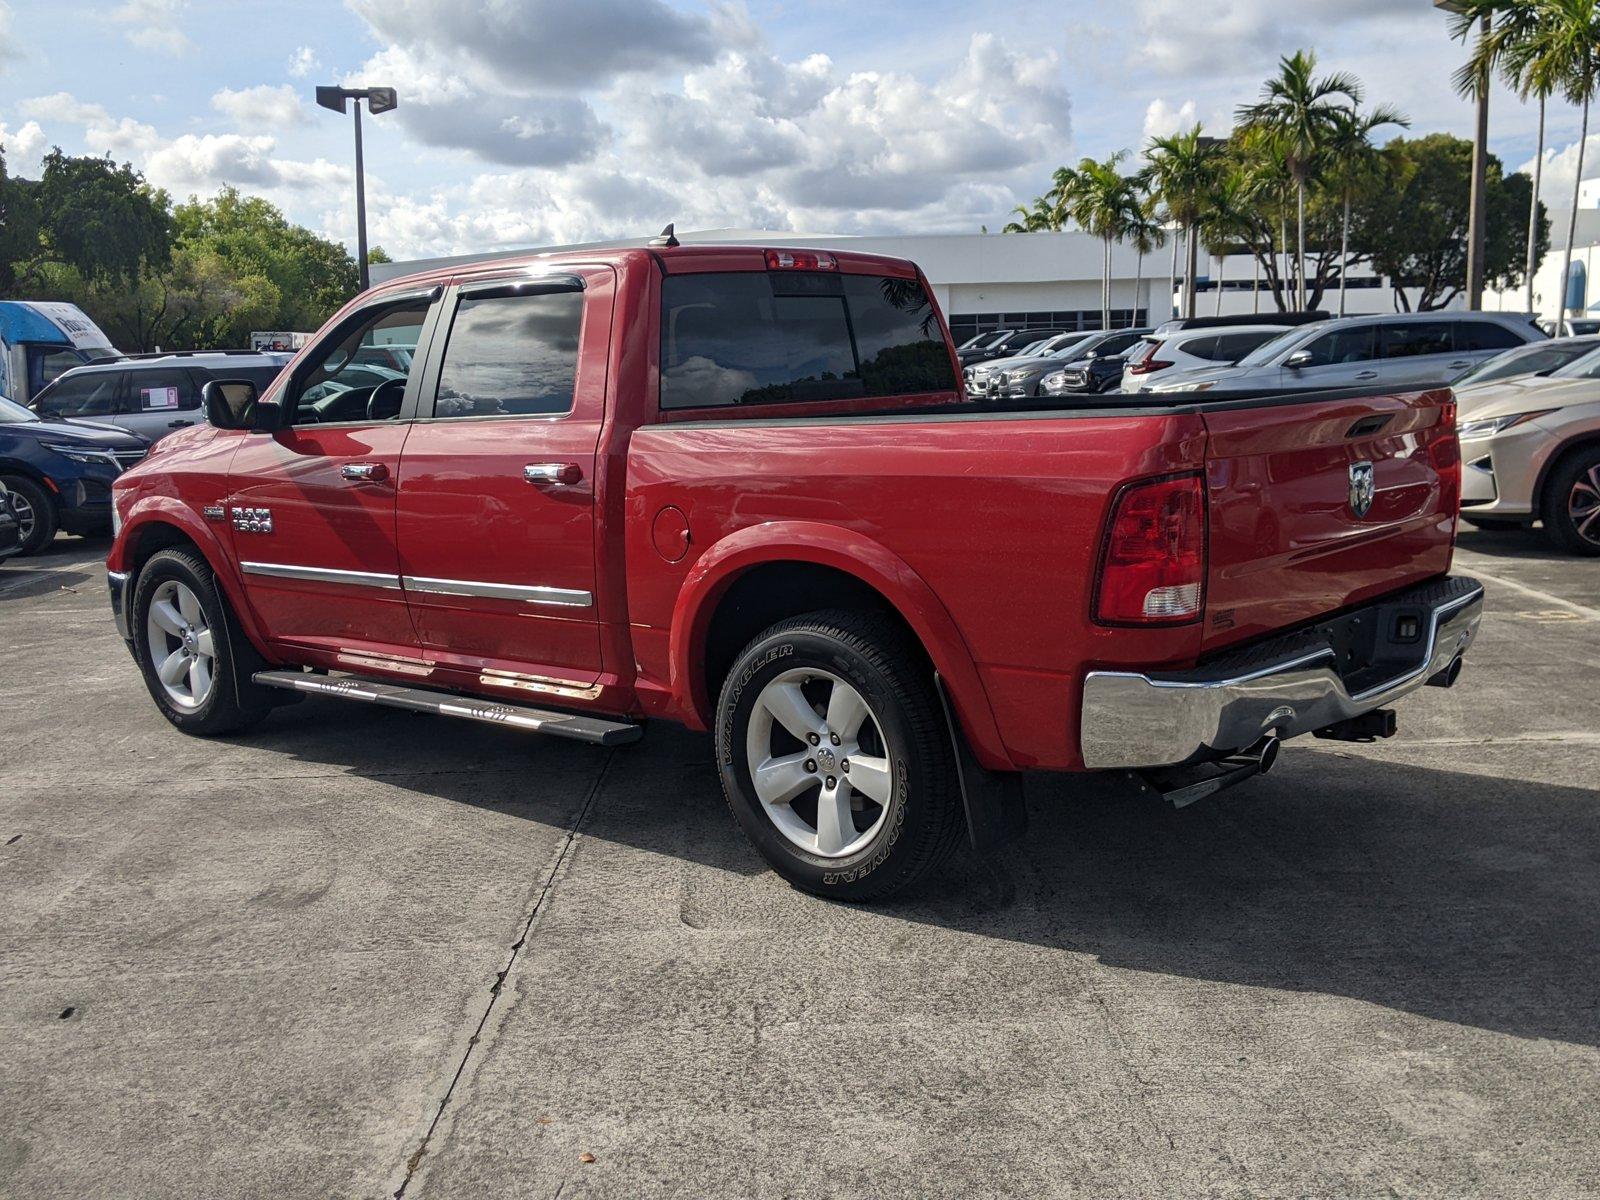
[
  {"left": 1235, "top": 50, "right": 1363, "bottom": 310},
  {"left": 1447, "top": 0, "right": 1550, "bottom": 312},
  {"left": 34, "top": 150, "right": 171, "bottom": 287},
  {"left": 1353, "top": 133, "right": 1548, "bottom": 310},
  {"left": 0, "top": 149, "right": 42, "bottom": 295},
  {"left": 1060, "top": 153, "right": 1141, "bottom": 330},
  {"left": 367, "top": 245, "right": 392, "bottom": 265},
  {"left": 1142, "top": 125, "right": 1227, "bottom": 319},
  {"left": 1506, "top": 0, "right": 1600, "bottom": 320},
  {"left": 1324, "top": 103, "right": 1410, "bottom": 315}
]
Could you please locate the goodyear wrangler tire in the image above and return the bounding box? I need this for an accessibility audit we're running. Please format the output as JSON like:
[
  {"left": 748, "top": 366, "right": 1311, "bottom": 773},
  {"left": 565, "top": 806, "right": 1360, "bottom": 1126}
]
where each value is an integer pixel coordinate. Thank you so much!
[{"left": 715, "top": 609, "right": 963, "bottom": 901}]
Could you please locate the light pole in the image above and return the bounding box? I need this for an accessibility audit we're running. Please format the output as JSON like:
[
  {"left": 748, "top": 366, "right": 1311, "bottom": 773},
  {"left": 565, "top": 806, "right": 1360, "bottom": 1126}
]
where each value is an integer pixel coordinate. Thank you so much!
[
  {"left": 316, "top": 85, "right": 397, "bottom": 292},
  {"left": 1436, "top": 0, "right": 1489, "bottom": 310}
]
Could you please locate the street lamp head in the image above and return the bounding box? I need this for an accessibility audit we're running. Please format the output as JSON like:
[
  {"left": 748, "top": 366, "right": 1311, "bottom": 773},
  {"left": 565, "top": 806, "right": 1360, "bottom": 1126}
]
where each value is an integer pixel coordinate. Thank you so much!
[{"left": 314, "top": 85, "right": 398, "bottom": 115}]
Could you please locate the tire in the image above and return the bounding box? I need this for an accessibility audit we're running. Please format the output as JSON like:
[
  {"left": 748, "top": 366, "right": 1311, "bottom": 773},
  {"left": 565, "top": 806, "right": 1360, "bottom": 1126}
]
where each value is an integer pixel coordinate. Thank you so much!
[
  {"left": 715, "top": 609, "right": 963, "bottom": 901},
  {"left": 1541, "top": 446, "right": 1600, "bottom": 556},
  {"left": 131, "top": 548, "right": 272, "bottom": 735},
  {"left": 1, "top": 475, "right": 57, "bottom": 555},
  {"left": 1463, "top": 517, "right": 1523, "bottom": 532}
]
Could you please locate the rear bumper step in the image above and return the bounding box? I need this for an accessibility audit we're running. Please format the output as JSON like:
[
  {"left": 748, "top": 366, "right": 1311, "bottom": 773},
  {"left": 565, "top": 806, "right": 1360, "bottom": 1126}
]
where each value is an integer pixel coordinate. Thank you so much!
[{"left": 252, "top": 670, "right": 643, "bottom": 747}]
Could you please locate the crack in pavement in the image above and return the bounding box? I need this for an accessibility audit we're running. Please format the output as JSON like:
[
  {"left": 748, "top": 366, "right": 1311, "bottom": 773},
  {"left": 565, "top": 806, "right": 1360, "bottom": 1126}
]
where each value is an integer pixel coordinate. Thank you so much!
[{"left": 390, "top": 749, "right": 616, "bottom": 1199}]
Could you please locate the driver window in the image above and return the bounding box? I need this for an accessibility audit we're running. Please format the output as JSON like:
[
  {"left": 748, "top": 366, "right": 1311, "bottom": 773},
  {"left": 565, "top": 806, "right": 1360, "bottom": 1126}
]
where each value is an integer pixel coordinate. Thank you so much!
[
  {"left": 286, "top": 298, "right": 430, "bottom": 425},
  {"left": 1301, "top": 326, "right": 1377, "bottom": 367}
]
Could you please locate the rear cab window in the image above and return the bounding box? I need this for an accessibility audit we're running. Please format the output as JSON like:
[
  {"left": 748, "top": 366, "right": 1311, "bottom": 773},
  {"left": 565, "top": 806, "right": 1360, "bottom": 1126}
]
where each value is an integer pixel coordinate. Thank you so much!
[{"left": 660, "top": 269, "right": 955, "bottom": 411}]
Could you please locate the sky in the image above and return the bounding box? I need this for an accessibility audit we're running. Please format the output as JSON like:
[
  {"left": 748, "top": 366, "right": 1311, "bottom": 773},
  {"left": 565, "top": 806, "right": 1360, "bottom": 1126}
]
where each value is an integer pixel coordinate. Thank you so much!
[{"left": 0, "top": 0, "right": 1597, "bottom": 264}]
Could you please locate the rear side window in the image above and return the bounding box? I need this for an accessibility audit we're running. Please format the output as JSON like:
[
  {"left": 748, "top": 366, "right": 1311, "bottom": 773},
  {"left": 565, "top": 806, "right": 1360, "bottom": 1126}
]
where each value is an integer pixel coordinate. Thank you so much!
[
  {"left": 1177, "top": 334, "right": 1222, "bottom": 361},
  {"left": 1380, "top": 321, "right": 1454, "bottom": 359},
  {"left": 1453, "top": 320, "right": 1524, "bottom": 352},
  {"left": 660, "top": 272, "right": 955, "bottom": 409},
  {"left": 1213, "top": 331, "right": 1283, "bottom": 361},
  {"left": 130, "top": 368, "right": 199, "bottom": 412},
  {"left": 1300, "top": 326, "right": 1377, "bottom": 367},
  {"left": 433, "top": 290, "right": 583, "bottom": 419}
]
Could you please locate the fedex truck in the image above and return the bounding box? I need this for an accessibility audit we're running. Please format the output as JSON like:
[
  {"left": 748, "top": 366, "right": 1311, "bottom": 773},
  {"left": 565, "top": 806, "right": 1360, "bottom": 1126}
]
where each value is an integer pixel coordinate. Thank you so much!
[{"left": 0, "top": 301, "right": 120, "bottom": 404}]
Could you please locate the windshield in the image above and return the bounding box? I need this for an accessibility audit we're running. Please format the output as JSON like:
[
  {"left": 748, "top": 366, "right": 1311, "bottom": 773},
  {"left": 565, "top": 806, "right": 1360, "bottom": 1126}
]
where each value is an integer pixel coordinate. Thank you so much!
[
  {"left": 1013, "top": 340, "right": 1050, "bottom": 357},
  {"left": 1456, "top": 340, "right": 1600, "bottom": 387},
  {"left": 1046, "top": 336, "right": 1092, "bottom": 358},
  {"left": 0, "top": 395, "right": 40, "bottom": 424},
  {"left": 1234, "top": 327, "right": 1311, "bottom": 366}
]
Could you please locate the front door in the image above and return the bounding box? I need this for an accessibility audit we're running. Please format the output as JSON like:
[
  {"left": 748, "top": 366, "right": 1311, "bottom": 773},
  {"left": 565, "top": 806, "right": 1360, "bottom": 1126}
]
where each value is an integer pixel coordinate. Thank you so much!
[
  {"left": 112, "top": 366, "right": 203, "bottom": 442},
  {"left": 394, "top": 267, "right": 613, "bottom": 687},
  {"left": 226, "top": 290, "right": 440, "bottom": 664}
]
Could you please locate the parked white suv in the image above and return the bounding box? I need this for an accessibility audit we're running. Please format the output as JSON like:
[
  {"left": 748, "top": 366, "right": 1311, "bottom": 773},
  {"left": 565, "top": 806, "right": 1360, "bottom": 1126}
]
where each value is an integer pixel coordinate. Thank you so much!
[
  {"left": 1121, "top": 325, "right": 1294, "bottom": 393},
  {"left": 1148, "top": 312, "right": 1545, "bottom": 394}
]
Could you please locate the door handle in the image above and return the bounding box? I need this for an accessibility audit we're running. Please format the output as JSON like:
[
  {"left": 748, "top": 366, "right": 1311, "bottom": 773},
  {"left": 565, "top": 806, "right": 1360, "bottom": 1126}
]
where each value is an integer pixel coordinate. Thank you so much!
[
  {"left": 523, "top": 462, "right": 583, "bottom": 486},
  {"left": 340, "top": 462, "right": 389, "bottom": 483},
  {"left": 168, "top": 420, "right": 193, "bottom": 429},
  {"left": 1356, "top": 370, "right": 1378, "bottom": 380},
  {"left": 1447, "top": 360, "right": 1471, "bottom": 370}
]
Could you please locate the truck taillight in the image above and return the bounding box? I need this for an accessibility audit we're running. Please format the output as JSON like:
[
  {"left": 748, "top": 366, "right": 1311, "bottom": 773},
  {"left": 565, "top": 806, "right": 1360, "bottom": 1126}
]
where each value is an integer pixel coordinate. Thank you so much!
[
  {"left": 1126, "top": 342, "right": 1170, "bottom": 375},
  {"left": 765, "top": 250, "right": 838, "bottom": 271},
  {"left": 1094, "top": 473, "right": 1207, "bottom": 625}
]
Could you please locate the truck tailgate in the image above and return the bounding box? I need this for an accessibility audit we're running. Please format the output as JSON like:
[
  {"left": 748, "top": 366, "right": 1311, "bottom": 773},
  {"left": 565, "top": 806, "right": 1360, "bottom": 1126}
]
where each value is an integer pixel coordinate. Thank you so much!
[{"left": 1200, "top": 387, "right": 1459, "bottom": 652}]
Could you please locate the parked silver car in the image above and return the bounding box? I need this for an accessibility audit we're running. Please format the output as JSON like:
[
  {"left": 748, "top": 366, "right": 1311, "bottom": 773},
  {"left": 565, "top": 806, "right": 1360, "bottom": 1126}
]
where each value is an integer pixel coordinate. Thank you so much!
[
  {"left": 964, "top": 332, "right": 1102, "bottom": 397},
  {"left": 31, "top": 351, "right": 292, "bottom": 444},
  {"left": 1147, "top": 312, "right": 1545, "bottom": 394},
  {"left": 1120, "top": 324, "right": 1294, "bottom": 393},
  {"left": 1455, "top": 341, "right": 1600, "bottom": 554},
  {"left": 986, "top": 328, "right": 1149, "bottom": 398}
]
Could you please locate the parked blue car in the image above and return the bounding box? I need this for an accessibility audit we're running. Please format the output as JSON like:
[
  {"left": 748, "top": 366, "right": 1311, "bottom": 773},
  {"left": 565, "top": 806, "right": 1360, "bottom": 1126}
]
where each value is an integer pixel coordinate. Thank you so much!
[{"left": 0, "top": 393, "right": 149, "bottom": 555}]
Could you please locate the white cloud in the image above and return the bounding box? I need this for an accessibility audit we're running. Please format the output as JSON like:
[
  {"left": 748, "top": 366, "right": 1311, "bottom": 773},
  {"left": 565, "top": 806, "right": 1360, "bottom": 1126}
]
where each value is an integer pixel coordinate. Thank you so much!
[
  {"left": 145, "top": 134, "right": 349, "bottom": 196},
  {"left": 111, "top": 0, "right": 194, "bottom": 55},
  {"left": 20, "top": 92, "right": 161, "bottom": 157},
  {"left": 0, "top": 119, "right": 46, "bottom": 175},
  {"left": 287, "top": 46, "right": 319, "bottom": 79},
  {"left": 211, "top": 84, "right": 309, "bottom": 130},
  {"left": 1142, "top": 98, "right": 1197, "bottom": 143},
  {"left": 0, "top": 2, "right": 18, "bottom": 74},
  {"left": 1134, "top": 0, "right": 1416, "bottom": 79},
  {"left": 1520, "top": 132, "right": 1600, "bottom": 208}
]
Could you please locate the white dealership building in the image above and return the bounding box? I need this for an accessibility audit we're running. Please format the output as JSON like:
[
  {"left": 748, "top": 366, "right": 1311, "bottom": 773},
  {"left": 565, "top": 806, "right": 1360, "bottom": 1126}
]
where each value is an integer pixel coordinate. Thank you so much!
[{"left": 374, "top": 227, "right": 1407, "bottom": 340}]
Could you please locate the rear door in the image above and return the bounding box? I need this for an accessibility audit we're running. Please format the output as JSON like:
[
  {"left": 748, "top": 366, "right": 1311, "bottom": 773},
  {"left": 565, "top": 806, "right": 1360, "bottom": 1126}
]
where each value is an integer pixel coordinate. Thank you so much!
[
  {"left": 114, "top": 367, "right": 204, "bottom": 442},
  {"left": 393, "top": 267, "right": 613, "bottom": 687},
  {"left": 1375, "top": 320, "right": 1461, "bottom": 387},
  {"left": 225, "top": 289, "right": 441, "bottom": 660},
  {"left": 1201, "top": 387, "right": 1458, "bottom": 650}
]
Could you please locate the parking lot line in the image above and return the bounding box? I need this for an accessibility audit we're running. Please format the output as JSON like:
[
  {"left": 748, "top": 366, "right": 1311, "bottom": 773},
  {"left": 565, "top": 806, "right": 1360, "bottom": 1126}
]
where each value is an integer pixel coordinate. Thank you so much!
[{"left": 1465, "top": 565, "right": 1600, "bottom": 622}]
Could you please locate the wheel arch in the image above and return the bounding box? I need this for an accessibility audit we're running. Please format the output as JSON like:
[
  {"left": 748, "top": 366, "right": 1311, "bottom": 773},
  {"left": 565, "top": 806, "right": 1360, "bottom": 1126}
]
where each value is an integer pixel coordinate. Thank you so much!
[
  {"left": 117, "top": 501, "right": 273, "bottom": 657},
  {"left": 1532, "top": 428, "right": 1600, "bottom": 517},
  {"left": 670, "top": 521, "right": 1014, "bottom": 771}
]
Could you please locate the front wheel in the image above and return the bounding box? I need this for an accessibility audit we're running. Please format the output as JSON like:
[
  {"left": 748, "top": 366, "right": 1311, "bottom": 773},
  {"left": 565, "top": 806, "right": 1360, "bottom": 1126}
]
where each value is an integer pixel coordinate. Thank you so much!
[
  {"left": 1542, "top": 447, "right": 1600, "bottom": 556},
  {"left": 131, "top": 548, "right": 272, "bottom": 735},
  {"left": 715, "top": 609, "right": 963, "bottom": 901}
]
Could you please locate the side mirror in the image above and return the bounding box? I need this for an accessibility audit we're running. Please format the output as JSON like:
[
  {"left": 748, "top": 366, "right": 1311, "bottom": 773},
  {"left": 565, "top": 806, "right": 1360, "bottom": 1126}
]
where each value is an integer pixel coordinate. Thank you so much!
[
  {"left": 251, "top": 399, "right": 284, "bottom": 434},
  {"left": 201, "top": 379, "right": 260, "bottom": 430},
  {"left": 1285, "top": 349, "right": 1313, "bottom": 370}
]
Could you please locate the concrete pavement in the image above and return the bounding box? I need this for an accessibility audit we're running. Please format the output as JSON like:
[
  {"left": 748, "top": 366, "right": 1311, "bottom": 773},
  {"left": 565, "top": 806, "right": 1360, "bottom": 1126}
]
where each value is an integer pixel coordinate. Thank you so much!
[{"left": 1, "top": 527, "right": 1597, "bottom": 1199}]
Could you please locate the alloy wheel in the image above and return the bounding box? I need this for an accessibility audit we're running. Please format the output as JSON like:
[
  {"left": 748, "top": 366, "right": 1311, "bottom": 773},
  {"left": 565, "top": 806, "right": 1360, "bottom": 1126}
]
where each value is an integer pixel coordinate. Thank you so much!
[
  {"left": 1569, "top": 464, "right": 1600, "bottom": 548},
  {"left": 745, "top": 668, "right": 895, "bottom": 858},
  {"left": 144, "top": 579, "right": 216, "bottom": 709},
  {"left": 10, "top": 491, "right": 34, "bottom": 542}
]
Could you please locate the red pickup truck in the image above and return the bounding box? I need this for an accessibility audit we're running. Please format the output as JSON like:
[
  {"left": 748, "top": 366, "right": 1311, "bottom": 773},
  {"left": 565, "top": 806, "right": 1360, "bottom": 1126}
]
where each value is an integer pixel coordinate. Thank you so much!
[{"left": 106, "top": 242, "right": 1484, "bottom": 899}]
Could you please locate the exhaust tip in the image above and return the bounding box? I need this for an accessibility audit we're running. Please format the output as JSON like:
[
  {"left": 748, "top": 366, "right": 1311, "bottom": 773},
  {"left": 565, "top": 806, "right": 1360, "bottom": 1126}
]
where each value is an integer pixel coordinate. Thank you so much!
[
  {"left": 1256, "top": 733, "right": 1281, "bottom": 776},
  {"left": 1427, "top": 656, "right": 1464, "bottom": 689}
]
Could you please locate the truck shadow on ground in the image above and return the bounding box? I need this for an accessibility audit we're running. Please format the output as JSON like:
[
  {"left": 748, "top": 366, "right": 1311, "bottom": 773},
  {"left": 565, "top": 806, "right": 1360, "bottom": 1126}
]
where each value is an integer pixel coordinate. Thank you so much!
[{"left": 241, "top": 706, "right": 1600, "bottom": 1050}]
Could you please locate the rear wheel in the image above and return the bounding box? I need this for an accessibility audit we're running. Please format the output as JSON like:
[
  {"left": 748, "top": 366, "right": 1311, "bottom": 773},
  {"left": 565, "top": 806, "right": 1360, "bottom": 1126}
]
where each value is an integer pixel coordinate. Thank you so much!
[
  {"left": 1542, "top": 447, "right": 1600, "bottom": 556},
  {"left": 1, "top": 475, "right": 56, "bottom": 555},
  {"left": 131, "top": 549, "right": 272, "bottom": 735},
  {"left": 715, "top": 609, "right": 963, "bottom": 901}
]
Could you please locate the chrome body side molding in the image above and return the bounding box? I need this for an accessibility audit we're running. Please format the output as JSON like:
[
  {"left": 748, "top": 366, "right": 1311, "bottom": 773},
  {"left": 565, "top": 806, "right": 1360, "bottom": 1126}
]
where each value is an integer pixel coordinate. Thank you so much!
[
  {"left": 241, "top": 561, "right": 403, "bottom": 590},
  {"left": 401, "top": 575, "right": 593, "bottom": 607}
]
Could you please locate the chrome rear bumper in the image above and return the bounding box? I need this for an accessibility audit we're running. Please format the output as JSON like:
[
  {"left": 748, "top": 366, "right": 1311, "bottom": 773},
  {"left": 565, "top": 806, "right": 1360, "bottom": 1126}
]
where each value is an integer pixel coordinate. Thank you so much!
[{"left": 1080, "top": 576, "right": 1484, "bottom": 770}]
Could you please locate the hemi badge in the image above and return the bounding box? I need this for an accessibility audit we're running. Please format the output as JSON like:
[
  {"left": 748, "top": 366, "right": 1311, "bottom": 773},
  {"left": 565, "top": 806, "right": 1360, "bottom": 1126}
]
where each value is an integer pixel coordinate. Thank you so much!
[{"left": 203, "top": 504, "right": 226, "bottom": 521}]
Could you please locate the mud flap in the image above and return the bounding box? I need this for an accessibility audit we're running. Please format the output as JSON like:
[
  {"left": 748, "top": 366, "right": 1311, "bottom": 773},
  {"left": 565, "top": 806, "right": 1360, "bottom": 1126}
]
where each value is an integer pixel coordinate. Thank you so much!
[{"left": 935, "top": 673, "right": 1026, "bottom": 900}]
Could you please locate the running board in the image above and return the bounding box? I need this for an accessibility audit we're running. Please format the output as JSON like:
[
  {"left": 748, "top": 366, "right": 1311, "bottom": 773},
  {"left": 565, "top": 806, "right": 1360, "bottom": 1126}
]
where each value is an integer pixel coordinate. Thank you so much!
[{"left": 252, "top": 670, "right": 643, "bottom": 747}]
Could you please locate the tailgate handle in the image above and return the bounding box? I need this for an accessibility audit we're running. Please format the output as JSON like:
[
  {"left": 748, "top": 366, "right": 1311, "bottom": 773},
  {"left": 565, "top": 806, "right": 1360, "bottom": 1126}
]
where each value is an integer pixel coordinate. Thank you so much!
[{"left": 1346, "top": 414, "right": 1392, "bottom": 439}]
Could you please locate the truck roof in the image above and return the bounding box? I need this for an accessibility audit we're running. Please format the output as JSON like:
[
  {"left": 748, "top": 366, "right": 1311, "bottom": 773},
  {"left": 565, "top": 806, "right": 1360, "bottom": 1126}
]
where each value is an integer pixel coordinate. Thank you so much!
[{"left": 368, "top": 243, "right": 923, "bottom": 298}]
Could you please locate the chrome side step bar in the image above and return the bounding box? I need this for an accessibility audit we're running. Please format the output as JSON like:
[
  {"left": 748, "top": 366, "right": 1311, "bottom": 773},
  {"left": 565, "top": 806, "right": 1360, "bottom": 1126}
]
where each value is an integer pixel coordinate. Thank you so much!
[{"left": 252, "top": 670, "right": 643, "bottom": 747}]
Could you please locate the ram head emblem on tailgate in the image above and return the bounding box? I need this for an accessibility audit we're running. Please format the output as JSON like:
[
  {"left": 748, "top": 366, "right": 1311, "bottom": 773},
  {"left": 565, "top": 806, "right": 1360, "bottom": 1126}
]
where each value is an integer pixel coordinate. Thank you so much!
[{"left": 1348, "top": 461, "right": 1375, "bottom": 518}]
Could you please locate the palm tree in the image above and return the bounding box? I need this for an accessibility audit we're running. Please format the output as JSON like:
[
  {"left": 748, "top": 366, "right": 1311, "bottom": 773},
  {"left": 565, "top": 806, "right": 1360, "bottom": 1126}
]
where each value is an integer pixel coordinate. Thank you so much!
[
  {"left": 1143, "top": 126, "right": 1225, "bottom": 318},
  {"left": 1453, "top": 0, "right": 1561, "bottom": 314},
  {"left": 1121, "top": 196, "right": 1167, "bottom": 325},
  {"left": 1236, "top": 50, "right": 1362, "bottom": 310},
  {"left": 1324, "top": 103, "right": 1409, "bottom": 315},
  {"left": 1063, "top": 153, "right": 1139, "bottom": 330},
  {"left": 1201, "top": 168, "right": 1253, "bottom": 316},
  {"left": 1509, "top": 0, "right": 1600, "bottom": 323}
]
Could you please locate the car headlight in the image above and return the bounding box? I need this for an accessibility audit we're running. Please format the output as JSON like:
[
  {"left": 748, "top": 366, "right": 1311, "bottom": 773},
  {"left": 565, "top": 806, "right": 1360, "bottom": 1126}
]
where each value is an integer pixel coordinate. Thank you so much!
[
  {"left": 1004, "top": 370, "right": 1030, "bottom": 383},
  {"left": 1457, "top": 409, "right": 1556, "bottom": 440},
  {"left": 42, "top": 442, "right": 117, "bottom": 466},
  {"left": 1041, "top": 372, "right": 1066, "bottom": 390},
  {"left": 1154, "top": 381, "right": 1215, "bottom": 393}
]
